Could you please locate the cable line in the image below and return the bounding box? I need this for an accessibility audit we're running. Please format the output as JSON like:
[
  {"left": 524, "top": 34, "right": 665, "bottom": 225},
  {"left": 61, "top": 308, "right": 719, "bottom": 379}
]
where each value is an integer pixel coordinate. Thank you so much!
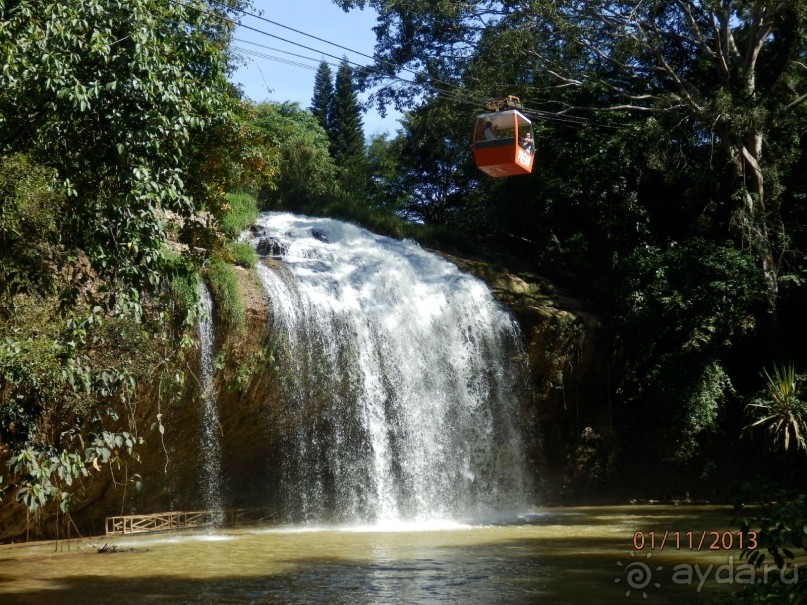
[
  {"left": 207, "top": 0, "right": 380, "bottom": 65},
  {"left": 168, "top": 0, "right": 621, "bottom": 130},
  {"left": 170, "top": 0, "right": 500, "bottom": 112}
]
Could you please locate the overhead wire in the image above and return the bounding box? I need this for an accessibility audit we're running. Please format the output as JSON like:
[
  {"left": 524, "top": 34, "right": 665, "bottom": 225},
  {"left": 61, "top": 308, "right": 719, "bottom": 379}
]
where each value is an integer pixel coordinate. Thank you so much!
[
  {"left": 204, "top": 0, "right": 490, "bottom": 104},
  {"left": 169, "top": 0, "right": 620, "bottom": 130},
  {"left": 229, "top": 24, "right": 603, "bottom": 129},
  {"left": 77, "top": 0, "right": 620, "bottom": 130},
  {"left": 233, "top": 47, "right": 319, "bottom": 71},
  {"left": 77, "top": 0, "right": 485, "bottom": 120},
  {"left": 189, "top": 0, "right": 497, "bottom": 114}
]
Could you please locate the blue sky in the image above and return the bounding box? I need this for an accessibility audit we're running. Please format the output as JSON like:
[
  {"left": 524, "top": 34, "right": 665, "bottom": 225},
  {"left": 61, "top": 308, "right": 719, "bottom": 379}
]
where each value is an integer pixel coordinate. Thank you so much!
[{"left": 229, "top": 0, "right": 404, "bottom": 137}]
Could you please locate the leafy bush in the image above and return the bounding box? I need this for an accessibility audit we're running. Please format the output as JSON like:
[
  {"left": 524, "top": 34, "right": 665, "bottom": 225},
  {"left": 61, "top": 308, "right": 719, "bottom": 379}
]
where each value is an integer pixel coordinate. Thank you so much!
[
  {"left": 745, "top": 362, "right": 807, "bottom": 453},
  {"left": 160, "top": 249, "right": 200, "bottom": 326},
  {"left": 615, "top": 240, "right": 762, "bottom": 462},
  {"left": 251, "top": 102, "right": 338, "bottom": 212},
  {"left": 0, "top": 155, "right": 64, "bottom": 305},
  {"left": 1, "top": 0, "right": 239, "bottom": 298},
  {"left": 722, "top": 483, "right": 807, "bottom": 603},
  {"left": 0, "top": 298, "right": 160, "bottom": 513}
]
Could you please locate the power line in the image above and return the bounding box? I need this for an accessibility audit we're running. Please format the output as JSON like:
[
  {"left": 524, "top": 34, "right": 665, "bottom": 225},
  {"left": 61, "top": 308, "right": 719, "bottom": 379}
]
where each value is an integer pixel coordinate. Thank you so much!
[
  {"left": 168, "top": 0, "right": 500, "bottom": 112},
  {"left": 230, "top": 35, "right": 489, "bottom": 113},
  {"left": 205, "top": 0, "right": 480, "bottom": 100},
  {"left": 168, "top": 0, "right": 620, "bottom": 130},
  {"left": 208, "top": 0, "right": 380, "bottom": 65},
  {"left": 233, "top": 47, "right": 319, "bottom": 72},
  {"left": 233, "top": 38, "right": 337, "bottom": 69},
  {"left": 233, "top": 37, "right": 598, "bottom": 129}
]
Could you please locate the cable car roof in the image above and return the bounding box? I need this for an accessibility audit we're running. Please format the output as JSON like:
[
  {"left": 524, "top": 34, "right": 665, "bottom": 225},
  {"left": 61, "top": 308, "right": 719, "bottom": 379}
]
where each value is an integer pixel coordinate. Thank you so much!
[{"left": 475, "top": 109, "right": 532, "bottom": 123}]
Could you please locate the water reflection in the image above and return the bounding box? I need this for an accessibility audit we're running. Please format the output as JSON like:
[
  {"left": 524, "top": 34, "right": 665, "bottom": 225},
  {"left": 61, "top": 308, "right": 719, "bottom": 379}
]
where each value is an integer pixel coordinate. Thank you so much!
[{"left": 0, "top": 506, "right": 735, "bottom": 604}]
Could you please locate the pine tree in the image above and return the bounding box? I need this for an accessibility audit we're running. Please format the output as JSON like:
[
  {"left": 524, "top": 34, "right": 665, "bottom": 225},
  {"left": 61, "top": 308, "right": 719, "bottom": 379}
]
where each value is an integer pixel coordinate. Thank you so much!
[
  {"left": 310, "top": 61, "right": 333, "bottom": 132},
  {"left": 330, "top": 58, "right": 365, "bottom": 165}
]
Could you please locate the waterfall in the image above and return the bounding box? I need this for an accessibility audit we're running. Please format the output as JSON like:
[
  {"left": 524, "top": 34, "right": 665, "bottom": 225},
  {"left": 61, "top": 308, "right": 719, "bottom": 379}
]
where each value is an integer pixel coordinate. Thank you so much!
[
  {"left": 197, "top": 282, "right": 224, "bottom": 523},
  {"left": 248, "top": 213, "right": 530, "bottom": 524}
]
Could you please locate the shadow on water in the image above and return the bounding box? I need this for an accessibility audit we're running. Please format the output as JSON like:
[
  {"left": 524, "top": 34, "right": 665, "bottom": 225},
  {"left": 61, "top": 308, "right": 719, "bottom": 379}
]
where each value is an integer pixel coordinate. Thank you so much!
[
  {"left": 0, "top": 532, "right": 734, "bottom": 604},
  {"left": 468, "top": 505, "right": 732, "bottom": 528}
]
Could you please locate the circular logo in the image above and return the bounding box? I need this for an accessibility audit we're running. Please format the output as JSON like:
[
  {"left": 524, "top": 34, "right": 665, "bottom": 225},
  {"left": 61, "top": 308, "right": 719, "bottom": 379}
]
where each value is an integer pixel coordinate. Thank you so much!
[{"left": 615, "top": 552, "right": 663, "bottom": 599}]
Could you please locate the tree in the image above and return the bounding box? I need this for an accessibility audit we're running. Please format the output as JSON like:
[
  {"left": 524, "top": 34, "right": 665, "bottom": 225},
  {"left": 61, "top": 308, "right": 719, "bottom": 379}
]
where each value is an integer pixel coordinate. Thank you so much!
[
  {"left": 330, "top": 59, "right": 367, "bottom": 167},
  {"left": 0, "top": 0, "right": 246, "bottom": 516},
  {"left": 387, "top": 100, "right": 479, "bottom": 224},
  {"left": 251, "top": 101, "right": 338, "bottom": 212},
  {"left": 366, "top": 133, "right": 405, "bottom": 212},
  {"left": 308, "top": 58, "right": 368, "bottom": 199},
  {"left": 0, "top": 0, "right": 247, "bottom": 304},
  {"left": 338, "top": 0, "right": 807, "bottom": 317},
  {"left": 310, "top": 61, "right": 334, "bottom": 133}
]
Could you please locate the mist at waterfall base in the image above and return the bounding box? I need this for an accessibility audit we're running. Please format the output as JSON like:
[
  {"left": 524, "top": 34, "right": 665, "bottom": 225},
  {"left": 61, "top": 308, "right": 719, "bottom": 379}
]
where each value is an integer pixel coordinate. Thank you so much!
[{"left": 247, "top": 213, "right": 532, "bottom": 526}]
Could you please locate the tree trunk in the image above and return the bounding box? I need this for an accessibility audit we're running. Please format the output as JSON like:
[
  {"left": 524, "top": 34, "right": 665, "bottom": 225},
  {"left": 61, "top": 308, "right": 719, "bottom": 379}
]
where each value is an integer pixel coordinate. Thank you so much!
[{"left": 732, "top": 131, "right": 778, "bottom": 317}]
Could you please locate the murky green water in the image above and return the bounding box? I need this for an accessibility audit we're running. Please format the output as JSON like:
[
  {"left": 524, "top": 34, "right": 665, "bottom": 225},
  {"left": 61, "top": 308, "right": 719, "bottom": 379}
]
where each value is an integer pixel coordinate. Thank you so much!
[{"left": 0, "top": 507, "right": 747, "bottom": 604}]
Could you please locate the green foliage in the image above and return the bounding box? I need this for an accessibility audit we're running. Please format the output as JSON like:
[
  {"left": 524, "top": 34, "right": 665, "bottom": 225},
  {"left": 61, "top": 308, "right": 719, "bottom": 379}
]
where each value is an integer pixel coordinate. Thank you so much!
[
  {"left": 615, "top": 240, "right": 763, "bottom": 461},
  {"left": 161, "top": 249, "right": 201, "bottom": 328},
  {"left": 746, "top": 363, "right": 807, "bottom": 453},
  {"left": 0, "top": 0, "right": 245, "bottom": 516},
  {"left": 330, "top": 59, "right": 366, "bottom": 163},
  {"left": 228, "top": 241, "right": 258, "bottom": 268},
  {"left": 220, "top": 192, "right": 259, "bottom": 239},
  {"left": 383, "top": 100, "right": 478, "bottom": 225},
  {"left": 0, "top": 155, "right": 64, "bottom": 306},
  {"left": 196, "top": 99, "right": 280, "bottom": 199},
  {"left": 0, "top": 0, "right": 241, "bottom": 302},
  {"left": 331, "top": 59, "right": 368, "bottom": 196},
  {"left": 0, "top": 297, "right": 160, "bottom": 513},
  {"left": 224, "top": 339, "right": 281, "bottom": 392},
  {"left": 724, "top": 482, "right": 807, "bottom": 603},
  {"left": 206, "top": 259, "right": 245, "bottom": 331},
  {"left": 250, "top": 101, "right": 338, "bottom": 212},
  {"left": 365, "top": 134, "right": 405, "bottom": 210}
]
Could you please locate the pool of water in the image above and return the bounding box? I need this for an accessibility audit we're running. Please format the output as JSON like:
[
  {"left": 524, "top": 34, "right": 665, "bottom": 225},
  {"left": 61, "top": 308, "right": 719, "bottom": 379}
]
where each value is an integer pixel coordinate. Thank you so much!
[{"left": 0, "top": 506, "right": 742, "bottom": 604}]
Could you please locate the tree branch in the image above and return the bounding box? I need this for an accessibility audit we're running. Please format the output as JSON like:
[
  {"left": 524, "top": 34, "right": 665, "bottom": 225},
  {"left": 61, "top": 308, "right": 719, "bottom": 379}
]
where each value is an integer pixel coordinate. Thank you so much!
[
  {"left": 744, "top": 2, "right": 771, "bottom": 93},
  {"left": 673, "top": 0, "right": 713, "bottom": 56},
  {"left": 720, "top": 6, "right": 742, "bottom": 61},
  {"left": 786, "top": 91, "right": 807, "bottom": 110},
  {"left": 651, "top": 44, "right": 704, "bottom": 112},
  {"left": 545, "top": 69, "right": 583, "bottom": 87},
  {"left": 601, "top": 80, "right": 660, "bottom": 102},
  {"left": 740, "top": 142, "right": 764, "bottom": 203},
  {"left": 708, "top": 8, "right": 731, "bottom": 81},
  {"left": 558, "top": 104, "right": 672, "bottom": 114}
]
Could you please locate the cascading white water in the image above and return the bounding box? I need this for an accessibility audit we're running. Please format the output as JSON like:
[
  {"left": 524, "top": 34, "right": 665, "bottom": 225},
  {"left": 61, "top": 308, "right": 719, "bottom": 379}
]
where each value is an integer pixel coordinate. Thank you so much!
[
  {"left": 197, "top": 282, "right": 224, "bottom": 523},
  {"left": 248, "top": 213, "right": 530, "bottom": 524}
]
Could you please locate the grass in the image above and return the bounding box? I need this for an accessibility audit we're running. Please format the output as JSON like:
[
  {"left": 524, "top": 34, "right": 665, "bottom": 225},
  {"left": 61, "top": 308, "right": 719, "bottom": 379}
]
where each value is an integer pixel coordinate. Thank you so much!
[
  {"left": 206, "top": 258, "right": 245, "bottom": 331},
  {"left": 228, "top": 241, "right": 257, "bottom": 268},
  {"left": 161, "top": 249, "right": 200, "bottom": 323},
  {"left": 220, "top": 192, "right": 259, "bottom": 239}
]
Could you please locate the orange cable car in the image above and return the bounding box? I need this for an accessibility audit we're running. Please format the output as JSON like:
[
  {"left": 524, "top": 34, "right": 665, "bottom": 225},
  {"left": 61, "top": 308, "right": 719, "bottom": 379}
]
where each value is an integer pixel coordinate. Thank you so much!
[{"left": 472, "top": 109, "right": 534, "bottom": 177}]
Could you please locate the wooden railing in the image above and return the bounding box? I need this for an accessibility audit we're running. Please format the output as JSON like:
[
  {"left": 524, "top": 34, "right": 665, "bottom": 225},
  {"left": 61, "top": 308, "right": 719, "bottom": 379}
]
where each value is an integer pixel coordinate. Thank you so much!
[{"left": 105, "top": 509, "right": 274, "bottom": 536}]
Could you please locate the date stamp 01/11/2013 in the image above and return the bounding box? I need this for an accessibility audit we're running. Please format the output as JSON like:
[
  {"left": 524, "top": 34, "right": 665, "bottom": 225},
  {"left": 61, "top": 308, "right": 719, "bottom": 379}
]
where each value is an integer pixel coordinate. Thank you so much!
[{"left": 632, "top": 530, "right": 758, "bottom": 552}]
